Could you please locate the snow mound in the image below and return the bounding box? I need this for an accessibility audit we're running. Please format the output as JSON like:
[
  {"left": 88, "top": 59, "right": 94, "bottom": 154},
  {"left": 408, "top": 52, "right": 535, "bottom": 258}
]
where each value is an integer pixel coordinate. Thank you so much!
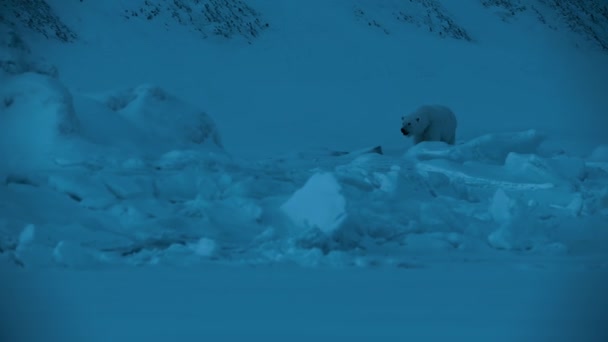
[
  {"left": 95, "top": 85, "right": 222, "bottom": 150},
  {"left": 0, "top": 72, "right": 79, "bottom": 172},
  {"left": 281, "top": 172, "right": 347, "bottom": 234}
]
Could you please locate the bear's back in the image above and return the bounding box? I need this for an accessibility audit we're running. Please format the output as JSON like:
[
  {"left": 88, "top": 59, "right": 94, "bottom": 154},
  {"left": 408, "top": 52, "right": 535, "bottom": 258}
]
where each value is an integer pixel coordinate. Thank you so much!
[{"left": 420, "top": 105, "right": 457, "bottom": 127}]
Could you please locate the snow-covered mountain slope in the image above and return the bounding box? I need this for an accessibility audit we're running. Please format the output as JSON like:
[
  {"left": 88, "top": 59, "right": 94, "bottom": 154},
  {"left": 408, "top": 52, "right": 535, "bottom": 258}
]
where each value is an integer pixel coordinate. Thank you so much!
[
  {"left": 0, "top": 0, "right": 77, "bottom": 42},
  {"left": 3, "top": 0, "right": 607, "bottom": 158}
]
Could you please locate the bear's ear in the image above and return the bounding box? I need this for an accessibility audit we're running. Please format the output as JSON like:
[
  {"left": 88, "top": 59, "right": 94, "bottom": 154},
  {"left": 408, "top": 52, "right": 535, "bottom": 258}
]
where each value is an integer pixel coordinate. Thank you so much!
[{"left": 416, "top": 117, "right": 420, "bottom": 122}]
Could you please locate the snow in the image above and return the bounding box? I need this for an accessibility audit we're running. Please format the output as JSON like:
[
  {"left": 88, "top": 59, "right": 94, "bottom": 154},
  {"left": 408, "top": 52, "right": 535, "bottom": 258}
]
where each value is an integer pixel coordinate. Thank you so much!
[
  {"left": 1, "top": 264, "right": 606, "bottom": 342},
  {"left": 1, "top": 0, "right": 608, "bottom": 340}
]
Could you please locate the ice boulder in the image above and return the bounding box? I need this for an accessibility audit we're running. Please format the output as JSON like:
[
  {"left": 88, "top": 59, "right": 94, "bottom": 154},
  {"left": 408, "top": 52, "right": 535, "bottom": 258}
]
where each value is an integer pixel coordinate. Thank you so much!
[
  {"left": 189, "top": 237, "right": 217, "bottom": 257},
  {"left": 13, "top": 224, "right": 55, "bottom": 267},
  {"left": 589, "top": 145, "right": 608, "bottom": 162},
  {"left": 486, "top": 189, "right": 555, "bottom": 251},
  {"left": 0, "top": 72, "right": 79, "bottom": 172},
  {"left": 489, "top": 189, "right": 515, "bottom": 225},
  {"left": 53, "top": 241, "right": 105, "bottom": 268},
  {"left": 94, "top": 85, "right": 222, "bottom": 151},
  {"left": 281, "top": 172, "right": 347, "bottom": 234},
  {"left": 16, "top": 224, "right": 36, "bottom": 253},
  {"left": 504, "top": 153, "right": 586, "bottom": 187},
  {"left": 454, "top": 130, "right": 546, "bottom": 164}
]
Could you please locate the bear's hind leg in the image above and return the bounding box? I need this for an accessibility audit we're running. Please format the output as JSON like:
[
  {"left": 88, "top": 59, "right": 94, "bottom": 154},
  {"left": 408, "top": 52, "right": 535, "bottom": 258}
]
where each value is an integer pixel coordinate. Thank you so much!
[{"left": 446, "top": 132, "right": 456, "bottom": 145}]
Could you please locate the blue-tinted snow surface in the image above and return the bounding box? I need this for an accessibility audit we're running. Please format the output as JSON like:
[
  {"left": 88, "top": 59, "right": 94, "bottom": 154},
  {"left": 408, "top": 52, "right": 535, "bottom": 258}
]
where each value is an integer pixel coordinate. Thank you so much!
[{"left": 1, "top": 1, "right": 608, "bottom": 341}]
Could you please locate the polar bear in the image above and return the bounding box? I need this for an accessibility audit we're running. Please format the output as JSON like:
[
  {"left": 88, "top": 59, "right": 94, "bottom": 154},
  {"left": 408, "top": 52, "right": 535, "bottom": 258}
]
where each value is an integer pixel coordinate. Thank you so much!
[{"left": 400, "top": 105, "right": 457, "bottom": 145}]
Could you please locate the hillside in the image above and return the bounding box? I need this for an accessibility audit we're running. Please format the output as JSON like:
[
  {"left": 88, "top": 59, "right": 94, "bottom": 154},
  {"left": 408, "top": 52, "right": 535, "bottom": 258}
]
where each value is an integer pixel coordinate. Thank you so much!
[{"left": 2, "top": 0, "right": 608, "bottom": 157}]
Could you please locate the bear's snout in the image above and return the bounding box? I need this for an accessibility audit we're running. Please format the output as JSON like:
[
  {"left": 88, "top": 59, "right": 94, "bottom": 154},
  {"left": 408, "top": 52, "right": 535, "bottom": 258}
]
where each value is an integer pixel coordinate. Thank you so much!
[{"left": 401, "top": 128, "right": 409, "bottom": 135}]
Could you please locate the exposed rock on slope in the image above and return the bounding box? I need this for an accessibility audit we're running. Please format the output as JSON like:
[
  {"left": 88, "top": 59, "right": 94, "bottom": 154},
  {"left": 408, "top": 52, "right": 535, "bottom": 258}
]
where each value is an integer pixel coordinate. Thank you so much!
[
  {"left": 0, "top": 27, "right": 58, "bottom": 78},
  {"left": 482, "top": 0, "right": 608, "bottom": 51},
  {"left": 124, "top": 0, "right": 269, "bottom": 42},
  {"left": 354, "top": 0, "right": 473, "bottom": 42},
  {"left": 0, "top": 0, "right": 77, "bottom": 42}
]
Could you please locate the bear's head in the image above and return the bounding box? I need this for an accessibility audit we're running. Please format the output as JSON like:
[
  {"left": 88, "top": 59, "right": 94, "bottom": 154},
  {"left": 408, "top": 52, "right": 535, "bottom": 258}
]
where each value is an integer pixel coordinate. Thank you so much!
[{"left": 400, "top": 112, "right": 428, "bottom": 137}]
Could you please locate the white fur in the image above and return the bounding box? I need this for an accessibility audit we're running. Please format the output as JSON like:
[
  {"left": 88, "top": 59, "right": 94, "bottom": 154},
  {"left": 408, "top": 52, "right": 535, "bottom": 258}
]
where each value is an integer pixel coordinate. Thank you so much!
[{"left": 401, "top": 105, "right": 457, "bottom": 145}]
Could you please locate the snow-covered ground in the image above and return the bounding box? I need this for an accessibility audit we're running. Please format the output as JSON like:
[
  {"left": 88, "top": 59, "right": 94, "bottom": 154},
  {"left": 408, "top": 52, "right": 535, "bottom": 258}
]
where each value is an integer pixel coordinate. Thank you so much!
[
  {"left": 2, "top": 263, "right": 608, "bottom": 341},
  {"left": 1, "top": 0, "right": 608, "bottom": 340}
]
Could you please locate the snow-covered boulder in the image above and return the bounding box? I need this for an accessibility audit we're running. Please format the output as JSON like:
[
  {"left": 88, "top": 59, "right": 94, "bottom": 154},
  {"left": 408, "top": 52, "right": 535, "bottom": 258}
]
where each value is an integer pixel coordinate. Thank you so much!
[
  {"left": 94, "top": 85, "right": 222, "bottom": 151},
  {"left": 0, "top": 72, "right": 79, "bottom": 172}
]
